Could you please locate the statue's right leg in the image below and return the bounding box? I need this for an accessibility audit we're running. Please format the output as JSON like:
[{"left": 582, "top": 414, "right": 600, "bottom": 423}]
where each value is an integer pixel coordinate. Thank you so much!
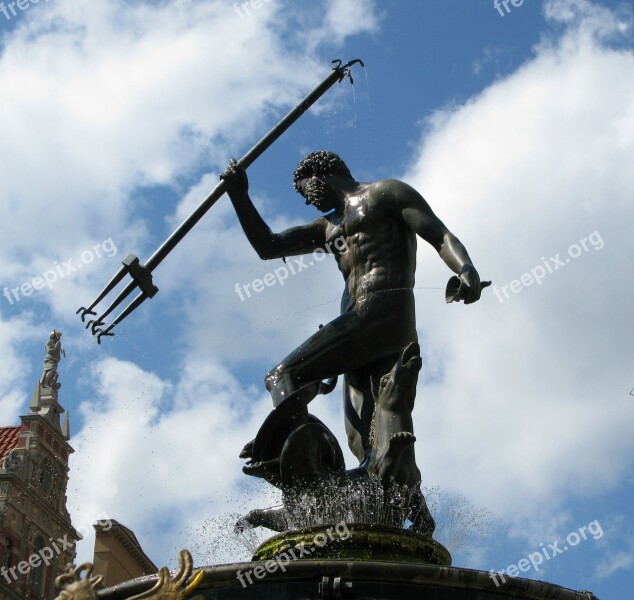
[{"left": 249, "top": 297, "right": 415, "bottom": 463}]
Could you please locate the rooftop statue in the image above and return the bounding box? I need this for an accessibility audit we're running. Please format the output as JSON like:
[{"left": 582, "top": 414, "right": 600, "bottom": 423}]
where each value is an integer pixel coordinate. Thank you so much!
[{"left": 41, "top": 330, "right": 66, "bottom": 390}]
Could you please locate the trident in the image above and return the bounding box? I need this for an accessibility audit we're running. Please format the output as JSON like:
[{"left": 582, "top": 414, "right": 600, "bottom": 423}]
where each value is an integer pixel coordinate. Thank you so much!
[{"left": 77, "top": 59, "right": 364, "bottom": 343}]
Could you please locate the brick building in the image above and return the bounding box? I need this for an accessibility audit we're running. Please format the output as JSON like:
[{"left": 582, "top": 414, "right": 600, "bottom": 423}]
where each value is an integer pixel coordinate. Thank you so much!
[{"left": 0, "top": 334, "right": 79, "bottom": 599}]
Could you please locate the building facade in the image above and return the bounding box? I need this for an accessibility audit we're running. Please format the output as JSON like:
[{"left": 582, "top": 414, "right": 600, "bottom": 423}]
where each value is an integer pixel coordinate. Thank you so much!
[
  {"left": 0, "top": 332, "right": 79, "bottom": 599},
  {"left": 93, "top": 520, "right": 157, "bottom": 589}
]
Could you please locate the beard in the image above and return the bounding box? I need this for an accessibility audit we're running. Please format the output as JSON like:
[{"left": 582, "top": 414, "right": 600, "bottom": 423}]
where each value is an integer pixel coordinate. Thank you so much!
[{"left": 305, "top": 178, "right": 335, "bottom": 211}]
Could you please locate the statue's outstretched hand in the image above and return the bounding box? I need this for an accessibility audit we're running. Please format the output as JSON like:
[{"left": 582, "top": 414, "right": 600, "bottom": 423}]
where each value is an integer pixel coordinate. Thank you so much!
[
  {"left": 457, "top": 264, "right": 483, "bottom": 304},
  {"left": 220, "top": 158, "right": 249, "bottom": 197},
  {"left": 446, "top": 267, "right": 491, "bottom": 304}
]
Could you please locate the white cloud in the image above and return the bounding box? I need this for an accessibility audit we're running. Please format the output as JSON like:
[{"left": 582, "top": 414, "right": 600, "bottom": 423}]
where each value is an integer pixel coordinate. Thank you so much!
[
  {"left": 323, "top": 0, "right": 380, "bottom": 44},
  {"left": 0, "top": 0, "right": 382, "bottom": 567},
  {"left": 2, "top": 0, "right": 631, "bottom": 578},
  {"left": 67, "top": 351, "right": 350, "bottom": 566},
  {"left": 68, "top": 0, "right": 633, "bottom": 565},
  {"left": 0, "top": 0, "right": 357, "bottom": 321},
  {"left": 596, "top": 551, "right": 634, "bottom": 579},
  {"left": 401, "top": 0, "right": 634, "bottom": 536},
  {"left": 543, "top": 0, "right": 632, "bottom": 39},
  {"left": 0, "top": 312, "right": 39, "bottom": 423},
  {"left": 132, "top": 0, "right": 634, "bottom": 569},
  {"left": 68, "top": 356, "right": 271, "bottom": 563}
]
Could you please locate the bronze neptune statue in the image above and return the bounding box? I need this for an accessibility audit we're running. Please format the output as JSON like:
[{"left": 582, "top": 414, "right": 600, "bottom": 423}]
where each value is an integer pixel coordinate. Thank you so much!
[{"left": 221, "top": 151, "right": 487, "bottom": 535}]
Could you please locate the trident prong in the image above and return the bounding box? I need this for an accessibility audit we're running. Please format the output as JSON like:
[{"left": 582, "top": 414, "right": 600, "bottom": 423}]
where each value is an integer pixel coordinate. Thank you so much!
[
  {"left": 333, "top": 58, "right": 365, "bottom": 84},
  {"left": 97, "top": 328, "right": 115, "bottom": 344},
  {"left": 76, "top": 307, "right": 96, "bottom": 322},
  {"left": 90, "top": 320, "right": 105, "bottom": 336}
]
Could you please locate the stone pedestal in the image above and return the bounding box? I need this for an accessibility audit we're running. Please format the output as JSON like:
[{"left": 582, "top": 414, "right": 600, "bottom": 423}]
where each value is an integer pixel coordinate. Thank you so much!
[
  {"left": 96, "top": 560, "right": 600, "bottom": 599},
  {"left": 252, "top": 524, "right": 451, "bottom": 566}
]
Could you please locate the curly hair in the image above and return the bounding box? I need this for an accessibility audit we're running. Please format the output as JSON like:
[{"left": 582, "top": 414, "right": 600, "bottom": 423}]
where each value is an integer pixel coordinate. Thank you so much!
[{"left": 293, "top": 150, "right": 352, "bottom": 192}]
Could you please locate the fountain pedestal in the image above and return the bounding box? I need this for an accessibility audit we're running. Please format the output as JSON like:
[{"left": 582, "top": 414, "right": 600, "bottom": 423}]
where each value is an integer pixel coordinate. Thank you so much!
[
  {"left": 252, "top": 523, "right": 451, "bottom": 565},
  {"left": 96, "top": 559, "right": 600, "bottom": 600}
]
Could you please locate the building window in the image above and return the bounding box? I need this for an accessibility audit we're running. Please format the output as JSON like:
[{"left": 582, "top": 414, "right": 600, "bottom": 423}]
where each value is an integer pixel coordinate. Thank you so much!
[{"left": 29, "top": 536, "right": 46, "bottom": 596}]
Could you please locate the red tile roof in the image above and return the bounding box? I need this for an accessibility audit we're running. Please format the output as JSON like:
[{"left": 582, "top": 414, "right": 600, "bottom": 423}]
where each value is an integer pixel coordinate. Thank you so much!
[{"left": 0, "top": 426, "right": 20, "bottom": 462}]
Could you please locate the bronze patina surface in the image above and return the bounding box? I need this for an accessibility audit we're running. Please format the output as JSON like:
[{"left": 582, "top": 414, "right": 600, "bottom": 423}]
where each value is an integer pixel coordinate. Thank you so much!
[{"left": 252, "top": 523, "right": 452, "bottom": 566}]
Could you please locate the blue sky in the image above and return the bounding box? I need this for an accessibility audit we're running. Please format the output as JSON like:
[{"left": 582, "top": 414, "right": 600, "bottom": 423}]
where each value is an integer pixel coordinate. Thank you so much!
[{"left": 0, "top": 0, "right": 632, "bottom": 597}]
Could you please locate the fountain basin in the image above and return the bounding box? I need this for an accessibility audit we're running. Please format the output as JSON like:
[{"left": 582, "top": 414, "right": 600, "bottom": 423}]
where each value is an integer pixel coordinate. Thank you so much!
[
  {"left": 252, "top": 523, "right": 451, "bottom": 565},
  {"left": 96, "top": 559, "right": 600, "bottom": 600}
]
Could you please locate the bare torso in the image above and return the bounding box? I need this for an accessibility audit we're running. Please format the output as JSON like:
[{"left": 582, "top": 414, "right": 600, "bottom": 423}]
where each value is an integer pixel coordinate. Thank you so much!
[{"left": 324, "top": 180, "right": 417, "bottom": 313}]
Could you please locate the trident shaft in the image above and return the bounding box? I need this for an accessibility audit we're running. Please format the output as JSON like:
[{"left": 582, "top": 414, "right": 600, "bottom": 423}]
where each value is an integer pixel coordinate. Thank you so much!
[{"left": 77, "top": 59, "right": 364, "bottom": 343}]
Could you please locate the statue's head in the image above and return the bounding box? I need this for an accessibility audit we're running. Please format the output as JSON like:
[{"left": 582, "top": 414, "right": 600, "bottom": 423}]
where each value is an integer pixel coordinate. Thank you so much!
[
  {"left": 293, "top": 150, "right": 352, "bottom": 212},
  {"left": 50, "top": 330, "right": 62, "bottom": 341}
]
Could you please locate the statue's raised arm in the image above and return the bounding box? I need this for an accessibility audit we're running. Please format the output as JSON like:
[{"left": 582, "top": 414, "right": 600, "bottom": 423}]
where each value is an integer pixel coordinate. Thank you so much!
[{"left": 220, "top": 159, "right": 330, "bottom": 260}]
